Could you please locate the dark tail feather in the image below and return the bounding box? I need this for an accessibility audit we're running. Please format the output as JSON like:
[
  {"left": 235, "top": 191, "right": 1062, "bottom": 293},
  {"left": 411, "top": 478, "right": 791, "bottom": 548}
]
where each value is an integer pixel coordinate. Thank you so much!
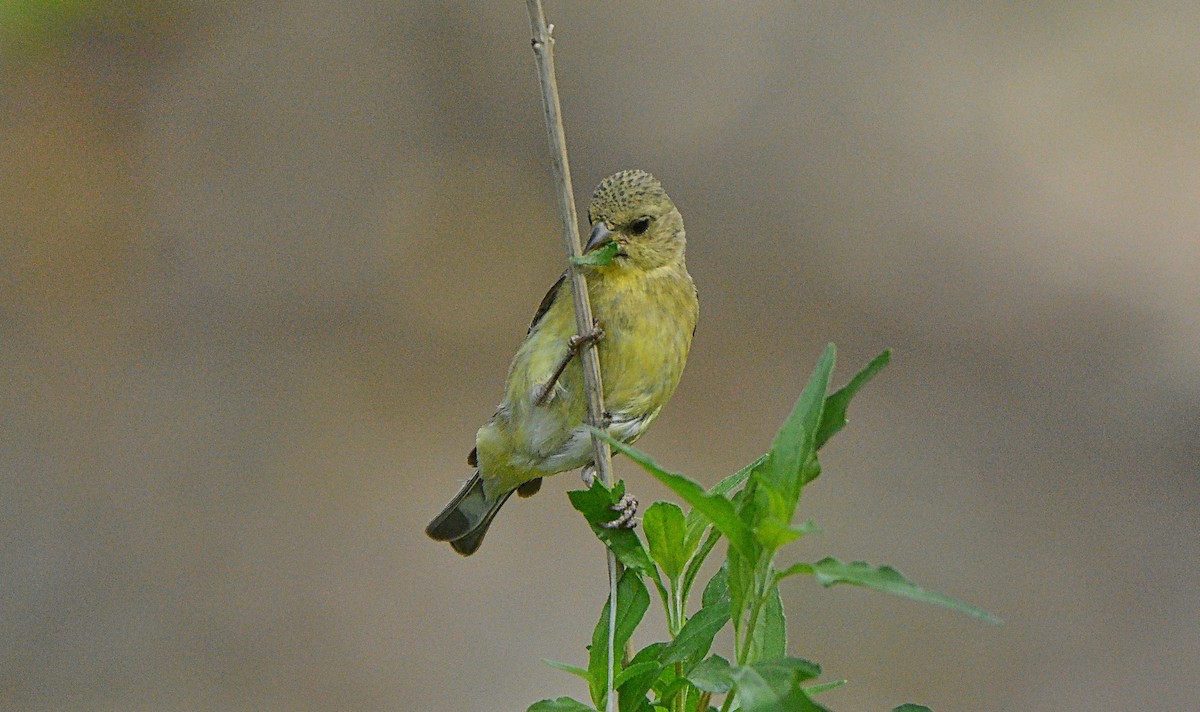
[{"left": 426, "top": 473, "right": 512, "bottom": 556}]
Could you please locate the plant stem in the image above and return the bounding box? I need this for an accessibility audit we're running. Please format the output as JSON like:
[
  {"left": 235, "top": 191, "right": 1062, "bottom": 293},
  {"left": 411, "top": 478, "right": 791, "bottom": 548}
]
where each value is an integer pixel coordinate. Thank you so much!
[
  {"left": 524, "top": 3, "right": 621, "bottom": 711},
  {"left": 736, "top": 558, "right": 771, "bottom": 665}
]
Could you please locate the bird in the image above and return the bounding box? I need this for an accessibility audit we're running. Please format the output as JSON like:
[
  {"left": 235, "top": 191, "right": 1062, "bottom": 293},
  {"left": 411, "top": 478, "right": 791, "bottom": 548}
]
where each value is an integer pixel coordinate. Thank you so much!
[{"left": 426, "top": 169, "right": 699, "bottom": 555}]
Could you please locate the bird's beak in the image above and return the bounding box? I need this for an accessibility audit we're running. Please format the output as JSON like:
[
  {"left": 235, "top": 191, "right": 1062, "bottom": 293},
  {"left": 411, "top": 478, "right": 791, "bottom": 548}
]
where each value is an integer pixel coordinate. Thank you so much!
[{"left": 583, "top": 222, "right": 614, "bottom": 253}]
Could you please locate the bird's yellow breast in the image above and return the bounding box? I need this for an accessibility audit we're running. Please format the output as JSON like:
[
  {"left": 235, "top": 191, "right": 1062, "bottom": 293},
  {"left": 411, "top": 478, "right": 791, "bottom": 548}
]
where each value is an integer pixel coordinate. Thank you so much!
[
  {"left": 590, "top": 263, "right": 697, "bottom": 416},
  {"left": 476, "top": 261, "right": 697, "bottom": 497}
]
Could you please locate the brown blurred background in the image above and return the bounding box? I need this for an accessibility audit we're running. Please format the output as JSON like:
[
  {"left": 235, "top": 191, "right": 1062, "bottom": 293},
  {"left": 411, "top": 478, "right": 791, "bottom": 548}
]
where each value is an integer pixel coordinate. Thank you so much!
[{"left": 2, "top": 2, "right": 1198, "bottom": 710}]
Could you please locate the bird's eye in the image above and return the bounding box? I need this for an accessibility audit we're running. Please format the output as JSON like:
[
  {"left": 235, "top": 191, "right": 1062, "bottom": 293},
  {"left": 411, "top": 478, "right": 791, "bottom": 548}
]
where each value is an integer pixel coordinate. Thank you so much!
[{"left": 628, "top": 217, "right": 651, "bottom": 235}]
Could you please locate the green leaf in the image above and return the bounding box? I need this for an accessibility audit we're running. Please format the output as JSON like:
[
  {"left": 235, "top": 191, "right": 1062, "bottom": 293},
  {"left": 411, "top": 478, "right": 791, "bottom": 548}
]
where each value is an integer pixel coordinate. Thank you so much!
[
  {"left": 777, "top": 557, "right": 1002, "bottom": 625},
  {"left": 614, "top": 660, "right": 661, "bottom": 689},
  {"left": 760, "top": 344, "right": 836, "bottom": 517},
  {"left": 815, "top": 349, "right": 890, "bottom": 450},
  {"left": 750, "top": 656, "right": 821, "bottom": 686},
  {"left": 701, "top": 565, "right": 729, "bottom": 608},
  {"left": 680, "top": 525, "right": 723, "bottom": 606},
  {"left": 752, "top": 516, "right": 819, "bottom": 552},
  {"left": 650, "top": 660, "right": 680, "bottom": 699},
  {"left": 590, "top": 430, "right": 758, "bottom": 560},
  {"left": 620, "top": 642, "right": 667, "bottom": 711},
  {"left": 803, "top": 680, "right": 847, "bottom": 696},
  {"left": 729, "top": 665, "right": 829, "bottom": 712},
  {"left": 891, "top": 705, "right": 933, "bottom": 712},
  {"left": 682, "top": 454, "right": 767, "bottom": 546},
  {"left": 678, "top": 457, "right": 770, "bottom": 605},
  {"left": 654, "top": 677, "right": 691, "bottom": 708},
  {"left": 643, "top": 501, "right": 690, "bottom": 583},
  {"left": 725, "top": 537, "right": 755, "bottom": 646},
  {"left": 568, "top": 480, "right": 658, "bottom": 576},
  {"left": 630, "top": 642, "right": 667, "bottom": 666},
  {"left": 686, "top": 655, "right": 733, "bottom": 693},
  {"left": 659, "top": 601, "right": 730, "bottom": 666},
  {"left": 542, "top": 658, "right": 590, "bottom": 681},
  {"left": 527, "top": 697, "right": 596, "bottom": 712},
  {"left": 589, "top": 570, "right": 651, "bottom": 707},
  {"left": 747, "top": 584, "right": 786, "bottom": 663},
  {"left": 570, "top": 240, "right": 620, "bottom": 266}
]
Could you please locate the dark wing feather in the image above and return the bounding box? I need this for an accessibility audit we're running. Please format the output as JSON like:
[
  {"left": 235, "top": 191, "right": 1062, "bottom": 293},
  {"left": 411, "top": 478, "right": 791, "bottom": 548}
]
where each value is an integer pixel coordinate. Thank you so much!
[
  {"left": 527, "top": 271, "right": 567, "bottom": 335},
  {"left": 692, "top": 285, "right": 699, "bottom": 338}
]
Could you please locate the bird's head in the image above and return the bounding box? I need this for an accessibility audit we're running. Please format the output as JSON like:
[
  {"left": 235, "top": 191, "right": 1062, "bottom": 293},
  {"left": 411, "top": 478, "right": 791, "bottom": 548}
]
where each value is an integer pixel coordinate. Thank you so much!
[{"left": 584, "top": 169, "right": 685, "bottom": 271}]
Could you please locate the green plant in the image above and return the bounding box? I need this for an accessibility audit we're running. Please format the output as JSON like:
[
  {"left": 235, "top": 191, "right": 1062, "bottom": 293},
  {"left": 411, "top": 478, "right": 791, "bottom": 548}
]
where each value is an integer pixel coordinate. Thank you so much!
[{"left": 528, "top": 345, "right": 999, "bottom": 712}]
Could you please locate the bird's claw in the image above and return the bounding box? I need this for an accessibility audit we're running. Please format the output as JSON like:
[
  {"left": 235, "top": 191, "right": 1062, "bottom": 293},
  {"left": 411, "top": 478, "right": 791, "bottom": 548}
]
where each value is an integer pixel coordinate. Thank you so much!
[
  {"left": 533, "top": 321, "right": 606, "bottom": 408},
  {"left": 602, "top": 494, "right": 639, "bottom": 529},
  {"left": 567, "top": 320, "right": 605, "bottom": 352},
  {"left": 581, "top": 464, "right": 597, "bottom": 488}
]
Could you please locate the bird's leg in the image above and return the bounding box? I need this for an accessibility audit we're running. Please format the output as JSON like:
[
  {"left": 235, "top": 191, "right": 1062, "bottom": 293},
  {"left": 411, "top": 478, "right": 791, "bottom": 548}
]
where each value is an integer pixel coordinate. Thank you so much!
[
  {"left": 532, "top": 320, "right": 605, "bottom": 406},
  {"left": 602, "top": 493, "right": 639, "bottom": 530},
  {"left": 579, "top": 411, "right": 615, "bottom": 487}
]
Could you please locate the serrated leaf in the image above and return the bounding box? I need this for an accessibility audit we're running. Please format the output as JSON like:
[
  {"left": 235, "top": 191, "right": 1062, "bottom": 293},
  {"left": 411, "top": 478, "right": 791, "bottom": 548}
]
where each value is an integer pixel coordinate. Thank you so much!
[
  {"left": 686, "top": 655, "right": 733, "bottom": 693},
  {"left": 590, "top": 430, "right": 758, "bottom": 560},
  {"left": 891, "top": 705, "right": 933, "bottom": 712},
  {"left": 643, "top": 501, "right": 690, "bottom": 582},
  {"left": 815, "top": 349, "right": 889, "bottom": 450},
  {"left": 589, "top": 571, "right": 651, "bottom": 707},
  {"left": 570, "top": 240, "right": 620, "bottom": 266},
  {"left": 777, "top": 557, "right": 1001, "bottom": 625},
  {"left": 542, "top": 658, "right": 590, "bottom": 680},
  {"left": 659, "top": 601, "right": 730, "bottom": 666},
  {"left": 527, "top": 697, "right": 596, "bottom": 712}
]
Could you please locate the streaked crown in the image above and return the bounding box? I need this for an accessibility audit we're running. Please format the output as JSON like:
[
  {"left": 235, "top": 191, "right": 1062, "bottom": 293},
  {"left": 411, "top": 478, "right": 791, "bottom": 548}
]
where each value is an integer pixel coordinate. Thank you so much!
[{"left": 588, "top": 169, "right": 670, "bottom": 224}]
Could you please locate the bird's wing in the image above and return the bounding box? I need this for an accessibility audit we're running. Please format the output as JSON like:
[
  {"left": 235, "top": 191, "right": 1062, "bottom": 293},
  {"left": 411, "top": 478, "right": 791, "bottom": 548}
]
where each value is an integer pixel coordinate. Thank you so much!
[
  {"left": 467, "top": 272, "right": 568, "bottom": 468},
  {"left": 527, "top": 271, "right": 567, "bottom": 335}
]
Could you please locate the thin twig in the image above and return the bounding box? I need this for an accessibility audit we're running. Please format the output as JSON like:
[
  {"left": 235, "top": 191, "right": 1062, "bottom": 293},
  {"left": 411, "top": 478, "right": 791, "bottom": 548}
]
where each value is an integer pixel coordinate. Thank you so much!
[{"left": 524, "top": 3, "right": 620, "bottom": 712}]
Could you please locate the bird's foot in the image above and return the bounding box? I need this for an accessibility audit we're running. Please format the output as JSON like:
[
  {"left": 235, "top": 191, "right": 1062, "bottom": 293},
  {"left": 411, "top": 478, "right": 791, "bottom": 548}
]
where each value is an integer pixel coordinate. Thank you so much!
[
  {"left": 581, "top": 464, "right": 597, "bottom": 488},
  {"left": 602, "top": 494, "right": 639, "bottom": 529},
  {"left": 533, "top": 321, "right": 606, "bottom": 407},
  {"left": 567, "top": 320, "right": 605, "bottom": 353}
]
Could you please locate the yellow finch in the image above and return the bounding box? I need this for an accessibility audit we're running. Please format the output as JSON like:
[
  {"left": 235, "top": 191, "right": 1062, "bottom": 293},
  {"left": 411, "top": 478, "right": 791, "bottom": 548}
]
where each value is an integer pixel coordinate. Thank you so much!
[{"left": 426, "top": 170, "right": 699, "bottom": 555}]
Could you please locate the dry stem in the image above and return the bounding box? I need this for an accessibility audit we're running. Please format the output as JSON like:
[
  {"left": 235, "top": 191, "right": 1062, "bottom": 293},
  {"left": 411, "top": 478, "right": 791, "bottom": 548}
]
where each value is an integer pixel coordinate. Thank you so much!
[{"left": 524, "top": 3, "right": 620, "bottom": 711}]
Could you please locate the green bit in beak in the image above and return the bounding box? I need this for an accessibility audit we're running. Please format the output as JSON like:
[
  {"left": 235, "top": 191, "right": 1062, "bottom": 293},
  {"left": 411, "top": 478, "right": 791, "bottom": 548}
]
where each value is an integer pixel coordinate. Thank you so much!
[{"left": 583, "top": 222, "right": 614, "bottom": 253}]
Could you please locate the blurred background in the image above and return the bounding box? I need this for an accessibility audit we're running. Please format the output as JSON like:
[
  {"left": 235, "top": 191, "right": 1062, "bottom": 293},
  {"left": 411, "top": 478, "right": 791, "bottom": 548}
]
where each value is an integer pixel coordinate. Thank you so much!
[{"left": 2, "top": 2, "right": 1198, "bottom": 710}]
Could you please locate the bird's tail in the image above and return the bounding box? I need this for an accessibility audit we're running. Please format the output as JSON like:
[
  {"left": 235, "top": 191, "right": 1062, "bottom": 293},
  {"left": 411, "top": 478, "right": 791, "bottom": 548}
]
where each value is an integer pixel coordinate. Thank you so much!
[{"left": 425, "top": 472, "right": 513, "bottom": 556}]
